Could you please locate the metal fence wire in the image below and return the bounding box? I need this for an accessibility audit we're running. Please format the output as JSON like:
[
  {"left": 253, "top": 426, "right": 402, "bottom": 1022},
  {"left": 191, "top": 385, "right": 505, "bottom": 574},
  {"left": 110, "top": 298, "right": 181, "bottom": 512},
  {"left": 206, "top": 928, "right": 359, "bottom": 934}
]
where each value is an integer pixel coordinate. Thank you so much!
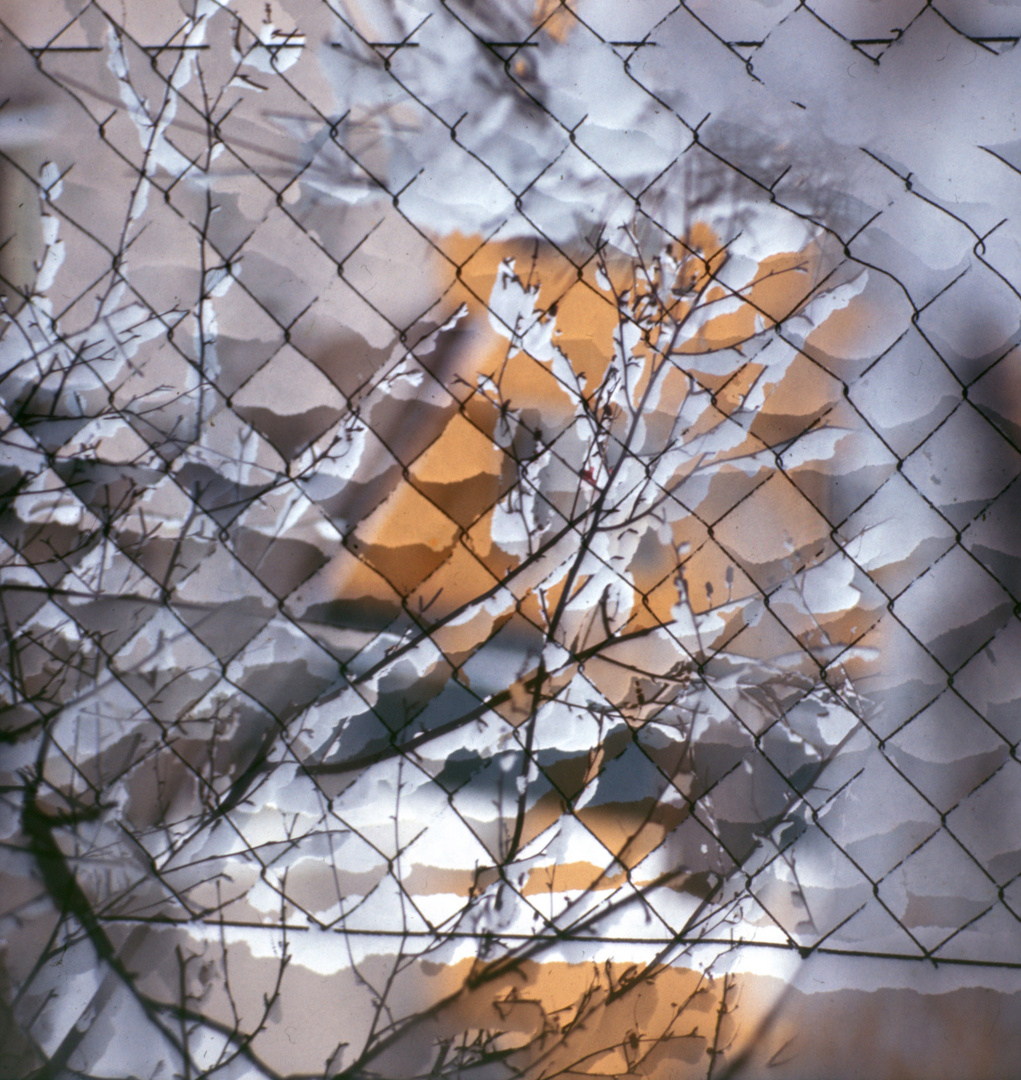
[{"left": 3, "top": 1, "right": 1021, "bottom": 1077}]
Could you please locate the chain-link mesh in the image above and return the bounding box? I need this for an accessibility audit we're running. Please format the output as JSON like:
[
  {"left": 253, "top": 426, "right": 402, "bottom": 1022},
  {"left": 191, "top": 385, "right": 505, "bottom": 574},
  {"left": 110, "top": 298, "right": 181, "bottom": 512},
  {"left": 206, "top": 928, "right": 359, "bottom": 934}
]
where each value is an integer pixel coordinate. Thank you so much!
[{"left": 3, "top": 2, "right": 1021, "bottom": 1077}]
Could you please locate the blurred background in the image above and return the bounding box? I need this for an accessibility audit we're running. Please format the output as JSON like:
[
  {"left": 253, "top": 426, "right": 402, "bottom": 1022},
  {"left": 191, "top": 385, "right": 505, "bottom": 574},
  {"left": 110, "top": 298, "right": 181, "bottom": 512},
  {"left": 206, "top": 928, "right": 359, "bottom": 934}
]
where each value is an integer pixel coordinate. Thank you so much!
[{"left": 3, "top": 2, "right": 1021, "bottom": 1077}]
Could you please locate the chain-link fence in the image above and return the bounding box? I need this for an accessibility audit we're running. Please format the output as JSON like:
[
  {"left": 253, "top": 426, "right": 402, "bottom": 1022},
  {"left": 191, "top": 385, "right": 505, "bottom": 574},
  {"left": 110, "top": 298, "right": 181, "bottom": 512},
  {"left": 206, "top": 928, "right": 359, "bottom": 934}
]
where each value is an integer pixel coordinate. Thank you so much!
[{"left": 3, "top": 2, "right": 1021, "bottom": 1077}]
